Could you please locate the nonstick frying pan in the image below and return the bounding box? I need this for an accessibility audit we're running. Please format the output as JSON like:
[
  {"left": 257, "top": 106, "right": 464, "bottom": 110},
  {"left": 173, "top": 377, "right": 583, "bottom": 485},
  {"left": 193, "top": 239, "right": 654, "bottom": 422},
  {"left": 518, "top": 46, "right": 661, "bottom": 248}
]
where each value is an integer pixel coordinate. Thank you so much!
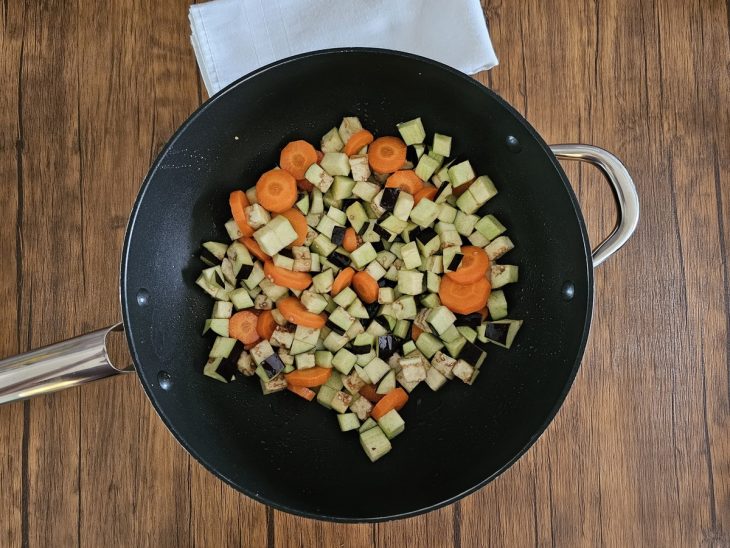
[{"left": 0, "top": 49, "right": 639, "bottom": 522}]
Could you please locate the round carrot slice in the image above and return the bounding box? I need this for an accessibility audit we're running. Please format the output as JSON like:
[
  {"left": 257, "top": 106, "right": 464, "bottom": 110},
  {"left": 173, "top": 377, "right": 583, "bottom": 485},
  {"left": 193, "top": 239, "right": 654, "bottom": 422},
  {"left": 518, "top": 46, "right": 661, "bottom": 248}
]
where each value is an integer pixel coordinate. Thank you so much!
[
  {"left": 241, "top": 237, "right": 270, "bottom": 262},
  {"left": 256, "top": 310, "right": 276, "bottom": 340},
  {"left": 276, "top": 208, "right": 308, "bottom": 246},
  {"left": 343, "top": 129, "right": 374, "bottom": 156},
  {"left": 439, "top": 276, "right": 491, "bottom": 315},
  {"left": 342, "top": 228, "right": 360, "bottom": 253},
  {"left": 331, "top": 267, "right": 355, "bottom": 296},
  {"left": 256, "top": 169, "right": 297, "bottom": 213},
  {"left": 229, "top": 311, "right": 260, "bottom": 345},
  {"left": 264, "top": 260, "right": 312, "bottom": 290},
  {"left": 285, "top": 367, "right": 332, "bottom": 388},
  {"left": 280, "top": 140, "right": 317, "bottom": 180},
  {"left": 277, "top": 296, "right": 326, "bottom": 328},
  {"left": 445, "top": 246, "right": 490, "bottom": 284},
  {"left": 385, "top": 170, "right": 424, "bottom": 194},
  {"left": 368, "top": 136, "right": 407, "bottom": 174},
  {"left": 371, "top": 387, "right": 409, "bottom": 420},
  {"left": 229, "top": 190, "right": 254, "bottom": 237},
  {"left": 352, "top": 271, "right": 379, "bottom": 304},
  {"left": 414, "top": 185, "right": 437, "bottom": 204}
]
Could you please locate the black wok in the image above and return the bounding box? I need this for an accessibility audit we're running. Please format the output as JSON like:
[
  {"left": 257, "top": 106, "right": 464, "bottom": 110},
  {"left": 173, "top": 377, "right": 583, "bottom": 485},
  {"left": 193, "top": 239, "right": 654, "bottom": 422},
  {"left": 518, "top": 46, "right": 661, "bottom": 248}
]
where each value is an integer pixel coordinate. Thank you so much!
[{"left": 0, "top": 49, "right": 639, "bottom": 522}]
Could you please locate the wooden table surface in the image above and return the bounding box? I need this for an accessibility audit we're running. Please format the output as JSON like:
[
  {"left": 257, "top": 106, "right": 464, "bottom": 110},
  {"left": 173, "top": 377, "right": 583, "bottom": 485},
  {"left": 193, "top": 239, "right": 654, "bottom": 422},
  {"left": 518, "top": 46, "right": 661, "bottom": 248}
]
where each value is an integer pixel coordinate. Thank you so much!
[{"left": 1, "top": 0, "right": 728, "bottom": 546}]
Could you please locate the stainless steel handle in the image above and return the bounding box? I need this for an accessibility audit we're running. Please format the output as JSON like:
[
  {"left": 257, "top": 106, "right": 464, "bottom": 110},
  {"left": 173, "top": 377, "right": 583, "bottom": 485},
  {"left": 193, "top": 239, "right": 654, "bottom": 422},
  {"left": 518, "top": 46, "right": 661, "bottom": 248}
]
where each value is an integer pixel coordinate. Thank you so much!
[
  {"left": 550, "top": 144, "right": 640, "bottom": 268},
  {"left": 0, "top": 323, "right": 133, "bottom": 405}
]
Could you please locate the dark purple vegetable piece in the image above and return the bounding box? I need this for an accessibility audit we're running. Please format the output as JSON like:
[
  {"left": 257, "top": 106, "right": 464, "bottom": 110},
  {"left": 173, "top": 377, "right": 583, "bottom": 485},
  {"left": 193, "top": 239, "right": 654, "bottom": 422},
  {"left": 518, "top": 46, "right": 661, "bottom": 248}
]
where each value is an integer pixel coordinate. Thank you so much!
[
  {"left": 380, "top": 188, "right": 400, "bottom": 211},
  {"left": 454, "top": 312, "right": 482, "bottom": 328},
  {"left": 377, "top": 335, "right": 401, "bottom": 361},
  {"left": 236, "top": 264, "right": 254, "bottom": 280},
  {"left": 200, "top": 247, "right": 219, "bottom": 266},
  {"left": 331, "top": 225, "right": 346, "bottom": 246},
  {"left": 447, "top": 253, "right": 463, "bottom": 272},
  {"left": 329, "top": 251, "right": 351, "bottom": 268},
  {"left": 415, "top": 227, "right": 437, "bottom": 245},
  {"left": 371, "top": 239, "right": 385, "bottom": 252},
  {"left": 350, "top": 343, "right": 372, "bottom": 355},
  {"left": 458, "top": 340, "right": 486, "bottom": 368},
  {"left": 378, "top": 277, "right": 396, "bottom": 288},
  {"left": 325, "top": 320, "right": 346, "bottom": 336},
  {"left": 217, "top": 343, "right": 243, "bottom": 380},
  {"left": 365, "top": 302, "right": 381, "bottom": 319},
  {"left": 484, "top": 322, "right": 510, "bottom": 345},
  {"left": 261, "top": 353, "right": 285, "bottom": 379}
]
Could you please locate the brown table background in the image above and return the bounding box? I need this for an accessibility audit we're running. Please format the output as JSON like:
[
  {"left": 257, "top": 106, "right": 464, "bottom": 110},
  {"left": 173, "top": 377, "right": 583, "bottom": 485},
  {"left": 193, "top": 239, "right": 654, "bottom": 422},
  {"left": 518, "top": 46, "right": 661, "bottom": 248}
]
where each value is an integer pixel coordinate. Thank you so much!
[{"left": 1, "top": 0, "right": 728, "bottom": 546}]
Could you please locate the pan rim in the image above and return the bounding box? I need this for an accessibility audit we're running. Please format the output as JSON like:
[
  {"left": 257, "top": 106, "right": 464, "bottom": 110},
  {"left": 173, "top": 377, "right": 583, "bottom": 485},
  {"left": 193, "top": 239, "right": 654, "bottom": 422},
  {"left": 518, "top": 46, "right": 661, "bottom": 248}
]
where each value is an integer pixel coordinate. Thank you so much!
[{"left": 120, "top": 47, "right": 594, "bottom": 523}]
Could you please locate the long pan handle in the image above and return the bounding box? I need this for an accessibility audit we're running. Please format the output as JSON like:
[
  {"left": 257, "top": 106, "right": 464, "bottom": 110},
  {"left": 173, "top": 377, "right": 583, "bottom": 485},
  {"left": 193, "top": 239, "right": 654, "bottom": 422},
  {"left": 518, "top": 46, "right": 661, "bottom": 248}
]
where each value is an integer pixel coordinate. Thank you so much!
[
  {"left": 0, "top": 323, "right": 133, "bottom": 405},
  {"left": 551, "top": 144, "right": 640, "bottom": 268}
]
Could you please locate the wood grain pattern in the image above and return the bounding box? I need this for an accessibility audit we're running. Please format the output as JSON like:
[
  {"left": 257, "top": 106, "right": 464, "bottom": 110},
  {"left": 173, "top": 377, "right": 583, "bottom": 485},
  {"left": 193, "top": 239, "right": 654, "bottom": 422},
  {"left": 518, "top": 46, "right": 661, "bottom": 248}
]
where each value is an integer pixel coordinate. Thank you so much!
[{"left": 0, "top": 0, "right": 727, "bottom": 546}]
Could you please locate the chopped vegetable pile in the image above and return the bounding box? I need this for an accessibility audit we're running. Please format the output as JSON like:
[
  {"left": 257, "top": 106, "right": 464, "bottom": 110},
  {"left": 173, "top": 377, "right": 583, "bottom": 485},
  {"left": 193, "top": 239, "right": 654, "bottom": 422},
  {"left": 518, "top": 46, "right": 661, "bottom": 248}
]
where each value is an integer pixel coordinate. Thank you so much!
[{"left": 196, "top": 116, "right": 522, "bottom": 462}]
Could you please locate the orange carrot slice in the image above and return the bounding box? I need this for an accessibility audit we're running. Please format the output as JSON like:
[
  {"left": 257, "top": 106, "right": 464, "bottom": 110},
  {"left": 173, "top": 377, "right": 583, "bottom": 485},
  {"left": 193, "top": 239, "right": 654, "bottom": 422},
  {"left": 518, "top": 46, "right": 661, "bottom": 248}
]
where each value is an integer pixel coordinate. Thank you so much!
[
  {"left": 385, "top": 170, "right": 424, "bottom": 194},
  {"left": 229, "top": 311, "right": 260, "bottom": 345},
  {"left": 371, "top": 387, "right": 409, "bottom": 420},
  {"left": 264, "top": 260, "right": 312, "bottom": 290},
  {"left": 352, "top": 271, "right": 379, "bottom": 304},
  {"left": 439, "top": 276, "right": 491, "bottom": 315},
  {"left": 342, "top": 228, "right": 360, "bottom": 253},
  {"left": 368, "top": 136, "right": 407, "bottom": 173},
  {"left": 256, "top": 310, "right": 276, "bottom": 340},
  {"left": 285, "top": 367, "right": 332, "bottom": 388},
  {"left": 413, "top": 185, "right": 438, "bottom": 204},
  {"left": 256, "top": 169, "right": 297, "bottom": 213},
  {"left": 277, "top": 296, "right": 326, "bottom": 328},
  {"left": 343, "top": 129, "right": 374, "bottom": 156},
  {"left": 241, "top": 237, "right": 270, "bottom": 262},
  {"left": 287, "top": 384, "right": 316, "bottom": 401},
  {"left": 229, "top": 190, "right": 255, "bottom": 237},
  {"left": 331, "top": 267, "right": 355, "bottom": 296},
  {"left": 445, "top": 246, "right": 490, "bottom": 285},
  {"left": 280, "top": 140, "right": 317, "bottom": 180}
]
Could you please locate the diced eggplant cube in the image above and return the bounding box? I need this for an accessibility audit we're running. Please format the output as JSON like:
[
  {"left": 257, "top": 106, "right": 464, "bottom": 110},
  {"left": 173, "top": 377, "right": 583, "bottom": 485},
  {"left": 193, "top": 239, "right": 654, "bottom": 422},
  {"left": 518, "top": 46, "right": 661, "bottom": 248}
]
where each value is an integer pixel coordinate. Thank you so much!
[
  {"left": 363, "top": 357, "right": 390, "bottom": 384},
  {"left": 427, "top": 306, "right": 457, "bottom": 335},
  {"left": 376, "top": 409, "right": 405, "bottom": 439},
  {"left": 350, "top": 395, "right": 374, "bottom": 421},
  {"left": 331, "top": 390, "right": 353, "bottom": 413},
  {"left": 399, "top": 356, "right": 427, "bottom": 383},
  {"left": 270, "top": 326, "right": 295, "bottom": 349},
  {"left": 431, "top": 351, "right": 456, "bottom": 380},
  {"left": 225, "top": 218, "right": 243, "bottom": 240},
  {"left": 425, "top": 366, "right": 448, "bottom": 390},
  {"left": 260, "top": 375, "right": 287, "bottom": 395},
  {"left": 452, "top": 359, "right": 475, "bottom": 383},
  {"left": 396, "top": 117, "right": 426, "bottom": 145},
  {"left": 295, "top": 353, "right": 315, "bottom": 370},
  {"left": 250, "top": 340, "right": 275, "bottom": 365},
  {"left": 245, "top": 203, "right": 270, "bottom": 229},
  {"left": 343, "top": 371, "right": 366, "bottom": 395},
  {"left": 316, "top": 385, "right": 338, "bottom": 409},
  {"left": 332, "top": 348, "right": 357, "bottom": 375},
  {"left": 485, "top": 236, "right": 515, "bottom": 261},
  {"left": 491, "top": 264, "right": 519, "bottom": 288},
  {"left": 337, "top": 413, "right": 361, "bottom": 432},
  {"left": 236, "top": 351, "right": 255, "bottom": 376},
  {"left": 349, "top": 155, "right": 371, "bottom": 182},
  {"left": 254, "top": 294, "right": 273, "bottom": 310},
  {"left": 475, "top": 214, "right": 507, "bottom": 240},
  {"left": 350, "top": 242, "right": 377, "bottom": 269},
  {"left": 359, "top": 426, "right": 392, "bottom": 462},
  {"left": 397, "top": 270, "right": 424, "bottom": 296},
  {"left": 305, "top": 163, "right": 334, "bottom": 193}
]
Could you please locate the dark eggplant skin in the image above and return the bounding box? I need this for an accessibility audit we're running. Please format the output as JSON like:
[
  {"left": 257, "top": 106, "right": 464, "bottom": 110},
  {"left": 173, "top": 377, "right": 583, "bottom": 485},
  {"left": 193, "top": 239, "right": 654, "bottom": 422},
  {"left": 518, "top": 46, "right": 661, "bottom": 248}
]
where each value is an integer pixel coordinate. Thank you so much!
[
  {"left": 415, "top": 226, "right": 437, "bottom": 245},
  {"left": 371, "top": 239, "right": 385, "bottom": 252},
  {"left": 377, "top": 335, "right": 402, "bottom": 361},
  {"left": 485, "top": 322, "right": 510, "bottom": 344},
  {"left": 454, "top": 312, "right": 482, "bottom": 328},
  {"left": 331, "top": 225, "right": 346, "bottom": 246},
  {"left": 433, "top": 181, "right": 450, "bottom": 201},
  {"left": 458, "top": 340, "right": 486, "bottom": 367},
  {"left": 200, "top": 247, "right": 220, "bottom": 266},
  {"left": 365, "top": 302, "right": 381, "bottom": 319},
  {"left": 380, "top": 188, "right": 400, "bottom": 212},
  {"left": 237, "top": 264, "right": 254, "bottom": 281},
  {"left": 262, "top": 353, "right": 285, "bottom": 379},
  {"left": 350, "top": 343, "right": 372, "bottom": 355},
  {"left": 329, "top": 251, "right": 351, "bottom": 268},
  {"left": 447, "top": 253, "right": 463, "bottom": 272},
  {"left": 373, "top": 223, "right": 393, "bottom": 241},
  {"left": 378, "top": 277, "right": 396, "bottom": 288},
  {"left": 325, "top": 320, "right": 346, "bottom": 336},
  {"left": 217, "top": 342, "right": 243, "bottom": 380},
  {"left": 357, "top": 220, "right": 371, "bottom": 236}
]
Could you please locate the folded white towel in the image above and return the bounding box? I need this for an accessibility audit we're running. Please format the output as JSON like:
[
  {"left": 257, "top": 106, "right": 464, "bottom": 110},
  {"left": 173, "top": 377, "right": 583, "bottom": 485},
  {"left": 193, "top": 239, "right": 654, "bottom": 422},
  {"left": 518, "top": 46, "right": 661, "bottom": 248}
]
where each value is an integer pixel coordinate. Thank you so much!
[{"left": 190, "top": 0, "right": 498, "bottom": 96}]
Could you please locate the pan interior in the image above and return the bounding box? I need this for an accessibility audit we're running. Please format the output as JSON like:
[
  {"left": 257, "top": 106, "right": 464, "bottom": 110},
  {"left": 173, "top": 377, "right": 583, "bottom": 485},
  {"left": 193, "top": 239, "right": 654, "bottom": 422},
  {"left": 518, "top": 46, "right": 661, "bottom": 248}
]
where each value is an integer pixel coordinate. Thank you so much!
[{"left": 121, "top": 49, "right": 592, "bottom": 521}]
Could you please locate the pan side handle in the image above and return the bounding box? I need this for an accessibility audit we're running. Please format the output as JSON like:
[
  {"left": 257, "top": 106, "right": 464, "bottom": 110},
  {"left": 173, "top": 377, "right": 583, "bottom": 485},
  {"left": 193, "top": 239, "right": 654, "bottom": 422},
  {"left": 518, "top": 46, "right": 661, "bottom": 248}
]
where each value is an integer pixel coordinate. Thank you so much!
[
  {"left": 0, "top": 323, "right": 133, "bottom": 405},
  {"left": 550, "top": 144, "right": 640, "bottom": 268}
]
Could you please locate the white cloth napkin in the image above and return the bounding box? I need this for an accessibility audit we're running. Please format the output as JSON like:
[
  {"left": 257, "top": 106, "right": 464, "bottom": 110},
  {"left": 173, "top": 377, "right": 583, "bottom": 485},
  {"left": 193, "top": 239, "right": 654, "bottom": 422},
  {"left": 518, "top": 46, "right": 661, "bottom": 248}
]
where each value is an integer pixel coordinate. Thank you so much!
[{"left": 189, "top": 0, "right": 498, "bottom": 96}]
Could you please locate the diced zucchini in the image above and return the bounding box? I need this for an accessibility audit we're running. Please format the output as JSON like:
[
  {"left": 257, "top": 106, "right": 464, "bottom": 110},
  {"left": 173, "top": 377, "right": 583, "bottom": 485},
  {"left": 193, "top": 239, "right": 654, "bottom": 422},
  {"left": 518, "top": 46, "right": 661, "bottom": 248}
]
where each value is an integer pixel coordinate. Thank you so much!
[
  {"left": 349, "top": 155, "right": 371, "bottom": 182},
  {"left": 317, "top": 385, "right": 338, "bottom": 409},
  {"left": 376, "top": 370, "right": 396, "bottom": 394},
  {"left": 432, "top": 133, "right": 452, "bottom": 156},
  {"left": 475, "top": 214, "right": 507, "bottom": 240},
  {"left": 452, "top": 359, "right": 475, "bottom": 383},
  {"left": 425, "top": 366, "right": 448, "bottom": 391},
  {"left": 295, "top": 193, "right": 310, "bottom": 215},
  {"left": 415, "top": 154, "right": 440, "bottom": 182},
  {"left": 338, "top": 413, "right": 361, "bottom": 432},
  {"left": 377, "top": 409, "right": 405, "bottom": 439},
  {"left": 345, "top": 201, "right": 369, "bottom": 233},
  {"left": 448, "top": 160, "right": 476, "bottom": 187},
  {"left": 485, "top": 236, "right": 515, "bottom": 261},
  {"left": 321, "top": 152, "right": 351, "bottom": 176},
  {"left": 393, "top": 191, "right": 415, "bottom": 221},
  {"left": 468, "top": 231, "right": 490, "bottom": 247},
  {"left": 350, "top": 242, "right": 377, "bottom": 269},
  {"left": 410, "top": 198, "right": 439, "bottom": 227},
  {"left": 305, "top": 163, "right": 334, "bottom": 193},
  {"left": 359, "top": 426, "right": 392, "bottom": 462},
  {"left": 323, "top": 330, "right": 349, "bottom": 352},
  {"left": 229, "top": 288, "right": 254, "bottom": 310},
  {"left": 455, "top": 189, "right": 480, "bottom": 215},
  {"left": 226, "top": 241, "right": 253, "bottom": 272},
  {"left": 347, "top": 298, "right": 369, "bottom": 319},
  {"left": 321, "top": 127, "right": 344, "bottom": 152},
  {"left": 363, "top": 357, "right": 390, "bottom": 384},
  {"left": 396, "top": 117, "right": 426, "bottom": 145},
  {"left": 392, "top": 295, "right": 418, "bottom": 320},
  {"left": 331, "top": 390, "right": 353, "bottom": 413},
  {"left": 358, "top": 416, "right": 378, "bottom": 433},
  {"left": 457, "top": 325, "right": 477, "bottom": 343},
  {"left": 415, "top": 332, "right": 444, "bottom": 359},
  {"left": 455, "top": 211, "right": 479, "bottom": 236},
  {"left": 491, "top": 264, "right": 519, "bottom": 288},
  {"left": 431, "top": 351, "right": 456, "bottom": 380},
  {"left": 209, "top": 336, "right": 237, "bottom": 359},
  {"left": 480, "top": 319, "right": 523, "bottom": 349},
  {"left": 427, "top": 306, "right": 456, "bottom": 335},
  {"left": 212, "top": 301, "right": 233, "bottom": 319},
  {"left": 487, "top": 290, "right": 508, "bottom": 320},
  {"left": 397, "top": 270, "right": 424, "bottom": 296},
  {"left": 469, "top": 175, "right": 498, "bottom": 203},
  {"left": 225, "top": 218, "right": 243, "bottom": 240}
]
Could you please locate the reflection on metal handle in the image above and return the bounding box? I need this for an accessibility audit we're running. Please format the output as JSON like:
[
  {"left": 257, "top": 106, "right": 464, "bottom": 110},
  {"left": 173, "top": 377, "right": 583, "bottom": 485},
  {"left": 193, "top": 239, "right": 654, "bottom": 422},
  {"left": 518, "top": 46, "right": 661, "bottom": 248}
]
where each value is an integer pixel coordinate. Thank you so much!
[
  {"left": 0, "top": 323, "right": 133, "bottom": 405},
  {"left": 550, "top": 144, "right": 640, "bottom": 268}
]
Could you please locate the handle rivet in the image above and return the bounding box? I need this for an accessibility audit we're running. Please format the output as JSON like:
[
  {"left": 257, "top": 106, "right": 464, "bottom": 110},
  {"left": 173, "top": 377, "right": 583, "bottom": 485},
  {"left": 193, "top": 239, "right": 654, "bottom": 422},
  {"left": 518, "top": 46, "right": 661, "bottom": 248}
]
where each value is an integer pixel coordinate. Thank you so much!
[
  {"left": 505, "top": 135, "right": 522, "bottom": 152},
  {"left": 561, "top": 281, "right": 575, "bottom": 301},
  {"left": 136, "top": 289, "right": 150, "bottom": 306},
  {"left": 158, "top": 371, "right": 172, "bottom": 390}
]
